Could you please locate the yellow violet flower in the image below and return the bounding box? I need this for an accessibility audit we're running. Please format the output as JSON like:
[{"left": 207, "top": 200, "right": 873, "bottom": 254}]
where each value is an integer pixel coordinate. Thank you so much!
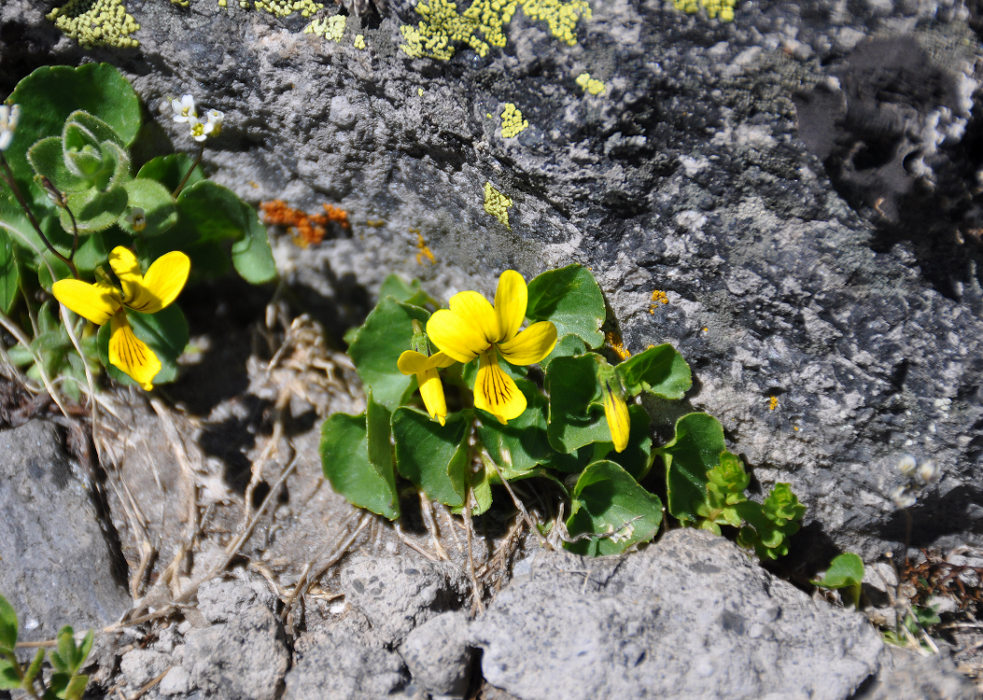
[
  {"left": 427, "top": 270, "right": 557, "bottom": 423},
  {"left": 52, "top": 246, "right": 190, "bottom": 390},
  {"left": 601, "top": 374, "right": 630, "bottom": 453},
  {"left": 397, "top": 350, "right": 456, "bottom": 425}
]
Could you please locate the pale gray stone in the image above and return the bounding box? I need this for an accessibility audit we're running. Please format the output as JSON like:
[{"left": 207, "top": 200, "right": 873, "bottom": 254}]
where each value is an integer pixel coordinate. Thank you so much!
[{"left": 399, "top": 610, "right": 473, "bottom": 697}]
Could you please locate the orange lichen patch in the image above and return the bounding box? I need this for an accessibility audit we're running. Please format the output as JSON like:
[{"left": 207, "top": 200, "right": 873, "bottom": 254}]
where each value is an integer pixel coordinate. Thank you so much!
[
  {"left": 606, "top": 331, "right": 630, "bottom": 360},
  {"left": 648, "top": 290, "right": 669, "bottom": 313},
  {"left": 411, "top": 228, "right": 436, "bottom": 265},
  {"left": 769, "top": 396, "right": 779, "bottom": 411},
  {"left": 260, "top": 199, "right": 350, "bottom": 248}
]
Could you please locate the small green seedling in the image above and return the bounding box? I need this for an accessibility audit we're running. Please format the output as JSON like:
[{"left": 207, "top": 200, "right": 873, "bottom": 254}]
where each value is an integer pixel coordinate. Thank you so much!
[
  {"left": 0, "top": 593, "right": 93, "bottom": 699},
  {"left": 813, "top": 552, "right": 865, "bottom": 608}
]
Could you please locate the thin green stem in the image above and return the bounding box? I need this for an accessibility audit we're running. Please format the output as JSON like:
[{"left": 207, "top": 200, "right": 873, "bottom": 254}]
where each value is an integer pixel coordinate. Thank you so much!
[
  {"left": 172, "top": 145, "right": 203, "bottom": 197},
  {"left": 0, "top": 154, "right": 78, "bottom": 279}
]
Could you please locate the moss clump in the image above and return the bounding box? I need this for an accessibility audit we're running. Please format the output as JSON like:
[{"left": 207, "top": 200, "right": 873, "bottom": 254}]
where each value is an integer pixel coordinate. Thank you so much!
[
  {"left": 400, "top": 0, "right": 591, "bottom": 61},
  {"left": 47, "top": 0, "right": 140, "bottom": 48},
  {"left": 483, "top": 182, "right": 513, "bottom": 229}
]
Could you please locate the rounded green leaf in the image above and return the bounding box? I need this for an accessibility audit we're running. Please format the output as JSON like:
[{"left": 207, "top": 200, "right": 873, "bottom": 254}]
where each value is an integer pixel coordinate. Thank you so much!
[
  {"left": 545, "top": 353, "right": 608, "bottom": 453},
  {"left": 5, "top": 64, "right": 140, "bottom": 193},
  {"left": 0, "top": 230, "right": 19, "bottom": 314},
  {"left": 393, "top": 407, "right": 471, "bottom": 508},
  {"left": 27, "top": 136, "right": 88, "bottom": 193},
  {"left": 656, "top": 412, "right": 726, "bottom": 524},
  {"left": 615, "top": 343, "right": 692, "bottom": 399},
  {"left": 526, "top": 264, "right": 605, "bottom": 348},
  {"left": 320, "top": 412, "right": 400, "bottom": 520},
  {"left": 230, "top": 204, "right": 277, "bottom": 284},
  {"left": 814, "top": 553, "right": 865, "bottom": 590},
  {"left": 136, "top": 154, "right": 205, "bottom": 193},
  {"left": 349, "top": 297, "right": 431, "bottom": 410},
  {"left": 477, "top": 378, "right": 553, "bottom": 478},
  {"left": 61, "top": 185, "right": 127, "bottom": 234},
  {"left": 564, "top": 460, "right": 663, "bottom": 556},
  {"left": 122, "top": 179, "right": 178, "bottom": 237}
]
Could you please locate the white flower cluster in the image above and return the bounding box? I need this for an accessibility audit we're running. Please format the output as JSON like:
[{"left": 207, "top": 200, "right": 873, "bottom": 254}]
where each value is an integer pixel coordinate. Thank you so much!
[
  {"left": 891, "top": 454, "right": 940, "bottom": 509},
  {"left": 167, "top": 94, "right": 223, "bottom": 143},
  {"left": 0, "top": 103, "right": 20, "bottom": 151}
]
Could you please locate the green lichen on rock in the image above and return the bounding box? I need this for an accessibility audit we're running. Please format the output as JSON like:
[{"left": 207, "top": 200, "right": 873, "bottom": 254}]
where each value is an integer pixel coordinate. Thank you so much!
[
  {"left": 484, "top": 182, "right": 513, "bottom": 229},
  {"left": 400, "top": 0, "right": 591, "bottom": 61},
  {"left": 671, "top": 0, "right": 736, "bottom": 22},
  {"left": 500, "top": 103, "right": 528, "bottom": 138},
  {"left": 47, "top": 0, "right": 140, "bottom": 48},
  {"left": 304, "top": 14, "right": 347, "bottom": 41}
]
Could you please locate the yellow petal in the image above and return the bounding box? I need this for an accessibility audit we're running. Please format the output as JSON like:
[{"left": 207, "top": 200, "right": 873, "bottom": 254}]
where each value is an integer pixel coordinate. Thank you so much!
[
  {"left": 427, "top": 308, "right": 488, "bottom": 364},
  {"left": 129, "top": 251, "right": 190, "bottom": 313},
  {"left": 52, "top": 279, "right": 120, "bottom": 325},
  {"left": 429, "top": 351, "right": 457, "bottom": 369},
  {"left": 494, "top": 270, "right": 527, "bottom": 343},
  {"left": 398, "top": 350, "right": 429, "bottom": 375},
  {"left": 448, "top": 290, "right": 499, "bottom": 343},
  {"left": 108, "top": 313, "right": 161, "bottom": 391},
  {"left": 498, "top": 321, "right": 557, "bottom": 366},
  {"left": 474, "top": 349, "right": 526, "bottom": 423},
  {"left": 603, "top": 383, "right": 630, "bottom": 453},
  {"left": 417, "top": 366, "right": 448, "bottom": 426},
  {"left": 108, "top": 246, "right": 145, "bottom": 305}
]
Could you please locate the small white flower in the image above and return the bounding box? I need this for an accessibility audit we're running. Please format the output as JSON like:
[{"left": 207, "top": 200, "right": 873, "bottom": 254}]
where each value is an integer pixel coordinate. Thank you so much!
[
  {"left": 170, "top": 94, "right": 197, "bottom": 124},
  {"left": 897, "top": 454, "right": 917, "bottom": 477},
  {"left": 891, "top": 485, "right": 916, "bottom": 509},
  {"left": 188, "top": 116, "right": 208, "bottom": 142},
  {"left": 917, "top": 459, "right": 938, "bottom": 485},
  {"left": 0, "top": 103, "right": 20, "bottom": 151},
  {"left": 204, "top": 109, "right": 224, "bottom": 138},
  {"left": 126, "top": 207, "right": 147, "bottom": 232}
]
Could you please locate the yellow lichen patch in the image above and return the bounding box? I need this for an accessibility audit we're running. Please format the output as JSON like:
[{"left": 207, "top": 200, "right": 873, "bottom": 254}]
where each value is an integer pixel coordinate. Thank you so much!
[
  {"left": 354, "top": 33, "right": 366, "bottom": 49},
  {"left": 648, "top": 290, "right": 668, "bottom": 313},
  {"left": 500, "top": 103, "right": 529, "bottom": 138},
  {"left": 606, "top": 331, "right": 630, "bottom": 361},
  {"left": 483, "top": 182, "right": 513, "bottom": 229},
  {"left": 672, "top": 0, "right": 736, "bottom": 21},
  {"left": 304, "top": 14, "right": 346, "bottom": 40},
  {"left": 575, "top": 72, "right": 606, "bottom": 96},
  {"left": 417, "top": 87, "right": 425, "bottom": 97},
  {"left": 399, "top": 0, "right": 591, "bottom": 61},
  {"left": 47, "top": 0, "right": 140, "bottom": 48},
  {"left": 254, "top": 0, "right": 323, "bottom": 17},
  {"left": 768, "top": 395, "right": 778, "bottom": 411},
  {"left": 412, "top": 229, "right": 437, "bottom": 265}
]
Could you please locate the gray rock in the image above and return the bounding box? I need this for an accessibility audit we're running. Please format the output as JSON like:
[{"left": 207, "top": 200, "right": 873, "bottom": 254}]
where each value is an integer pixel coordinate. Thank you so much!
[
  {"left": 158, "top": 665, "right": 192, "bottom": 696},
  {"left": 399, "top": 610, "right": 473, "bottom": 697},
  {"left": 339, "top": 555, "right": 467, "bottom": 645},
  {"left": 0, "top": 420, "right": 130, "bottom": 641},
  {"left": 1, "top": 0, "right": 981, "bottom": 565},
  {"left": 183, "top": 602, "right": 289, "bottom": 700},
  {"left": 472, "top": 529, "right": 883, "bottom": 700},
  {"left": 284, "top": 609, "right": 410, "bottom": 699},
  {"left": 195, "top": 576, "right": 276, "bottom": 624},
  {"left": 860, "top": 645, "right": 976, "bottom": 700},
  {"left": 120, "top": 648, "right": 171, "bottom": 689}
]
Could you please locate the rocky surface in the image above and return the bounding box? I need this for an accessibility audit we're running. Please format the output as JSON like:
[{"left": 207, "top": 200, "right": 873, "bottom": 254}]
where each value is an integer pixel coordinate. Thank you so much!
[
  {"left": 2, "top": 0, "right": 983, "bottom": 696},
  {"left": 0, "top": 419, "right": 130, "bottom": 642}
]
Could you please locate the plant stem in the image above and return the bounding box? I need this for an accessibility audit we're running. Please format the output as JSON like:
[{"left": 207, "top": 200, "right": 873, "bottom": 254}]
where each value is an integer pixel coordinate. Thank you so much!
[
  {"left": 173, "top": 145, "right": 203, "bottom": 197},
  {"left": 0, "top": 154, "right": 78, "bottom": 279}
]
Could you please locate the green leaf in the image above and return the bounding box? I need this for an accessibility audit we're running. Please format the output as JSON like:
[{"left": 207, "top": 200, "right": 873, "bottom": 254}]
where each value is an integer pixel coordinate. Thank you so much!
[
  {"left": 605, "top": 405, "right": 653, "bottom": 480},
  {"left": 52, "top": 626, "right": 76, "bottom": 673},
  {"left": 64, "top": 110, "right": 125, "bottom": 150},
  {"left": 695, "top": 451, "right": 749, "bottom": 533},
  {"left": 230, "top": 203, "right": 277, "bottom": 284},
  {"left": 121, "top": 179, "right": 178, "bottom": 237},
  {"left": 545, "top": 353, "right": 608, "bottom": 453},
  {"left": 378, "top": 275, "right": 437, "bottom": 308},
  {"left": 736, "top": 483, "right": 805, "bottom": 560},
  {"left": 62, "top": 674, "right": 89, "bottom": 700},
  {"left": 0, "top": 656, "right": 19, "bottom": 690},
  {"left": 615, "top": 343, "right": 692, "bottom": 399},
  {"left": 526, "top": 264, "right": 605, "bottom": 348},
  {"left": 393, "top": 407, "right": 471, "bottom": 508},
  {"left": 469, "top": 461, "right": 493, "bottom": 516},
  {"left": 136, "top": 154, "right": 204, "bottom": 193},
  {"left": 564, "top": 460, "right": 663, "bottom": 556},
  {"left": 320, "top": 411, "right": 400, "bottom": 520},
  {"left": 540, "top": 333, "right": 587, "bottom": 370},
  {"left": 655, "top": 412, "right": 726, "bottom": 524},
  {"left": 0, "top": 230, "right": 19, "bottom": 314},
  {"left": 23, "top": 648, "right": 45, "bottom": 688},
  {"left": 26, "top": 137, "right": 89, "bottom": 193},
  {"left": 477, "top": 379, "right": 553, "bottom": 478},
  {"left": 813, "top": 553, "right": 864, "bottom": 590},
  {"left": 0, "top": 594, "right": 17, "bottom": 650},
  {"left": 61, "top": 185, "right": 127, "bottom": 233},
  {"left": 5, "top": 64, "right": 141, "bottom": 199},
  {"left": 349, "top": 297, "right": 431, "bottom": 410}
]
